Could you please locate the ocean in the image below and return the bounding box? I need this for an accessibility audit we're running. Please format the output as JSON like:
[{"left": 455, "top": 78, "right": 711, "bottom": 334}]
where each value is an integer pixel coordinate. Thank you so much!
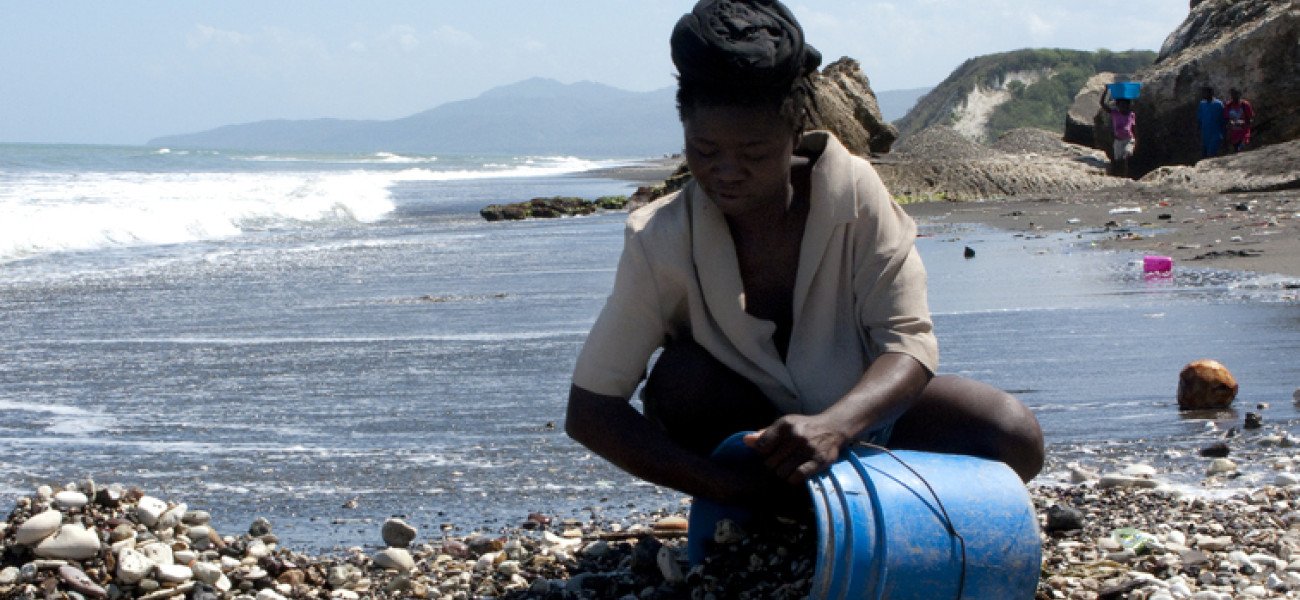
[{"left": 2, "top": 143, "right": 1298, "bottom": 552}]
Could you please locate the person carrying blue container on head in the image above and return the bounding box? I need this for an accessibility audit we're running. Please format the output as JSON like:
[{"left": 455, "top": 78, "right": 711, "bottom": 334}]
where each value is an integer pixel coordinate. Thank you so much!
[
  {"left": 1197, "top": 86, "right": 1226, "bottom": 158},
  {"left": 565, "top": 0, "right": 1044, "bottom": 528},
  {"left": 1100, "top": 86, "right": 1137, "bottom": 178}
]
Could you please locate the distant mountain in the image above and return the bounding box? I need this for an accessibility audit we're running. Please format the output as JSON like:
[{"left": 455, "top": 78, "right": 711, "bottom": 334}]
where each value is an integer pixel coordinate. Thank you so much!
[
  {"left": 895, "top": 49, "right": 1156, "bottom": 144},
  {"left": 875, "top": 87, "right": 933, "bottom": 123},
  {"left": 148, "top": 78, "right": 683, "bottom": 157}
]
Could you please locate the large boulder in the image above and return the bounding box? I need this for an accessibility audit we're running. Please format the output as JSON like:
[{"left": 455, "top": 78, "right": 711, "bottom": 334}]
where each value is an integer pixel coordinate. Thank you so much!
[
  {"left": 805, "top": 57, "right": 899, "bottom": 155},
  {"left": 1065, "top": 73, "right": 1125, "bottom": 148},
  {"left": 1128, "top": 0, "right": 1300, "bottom": 176},
  {"left": 1141, "top": 137, "right": 1300, "bottom": 192}
]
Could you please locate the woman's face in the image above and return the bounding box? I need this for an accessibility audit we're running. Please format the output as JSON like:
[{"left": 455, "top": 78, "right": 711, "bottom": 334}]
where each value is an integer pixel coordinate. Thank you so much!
[{"left": 682, "top": 103, "right": 797, "bottom": 217}]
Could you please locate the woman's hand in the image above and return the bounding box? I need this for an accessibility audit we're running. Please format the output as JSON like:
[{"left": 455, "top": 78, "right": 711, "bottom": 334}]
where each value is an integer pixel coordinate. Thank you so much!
[{"left": 744, "top": 414, "right": 850, "bottom": 484}]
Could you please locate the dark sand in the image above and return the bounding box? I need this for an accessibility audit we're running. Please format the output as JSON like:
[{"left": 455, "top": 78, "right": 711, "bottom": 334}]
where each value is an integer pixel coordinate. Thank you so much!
[{"left": 903, "top": 184, "right": 1300, "bottom": 279}]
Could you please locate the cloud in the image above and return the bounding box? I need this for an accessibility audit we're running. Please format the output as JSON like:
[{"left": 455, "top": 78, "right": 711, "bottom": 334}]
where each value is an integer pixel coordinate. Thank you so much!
[
  {"left": 429, "top": 25, "right": 479, "bottom": 49},
  {"left": 380, "top": 25, "right": 421, "bottom": 53},
  {"left": 1026, "top": 14, "right": 1054, "bottom": 41},
  {"left": 186, "top": 25, "right": 250, "bottom": 50}
]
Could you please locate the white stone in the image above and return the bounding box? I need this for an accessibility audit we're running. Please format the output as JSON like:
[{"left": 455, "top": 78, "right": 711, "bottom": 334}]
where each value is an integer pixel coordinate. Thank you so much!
[
  {"left": 245, "top": 539, "right": 270, "bottom": 559},
  {"left": 657, "top": 546, "right": 684, "bottom": 584},
  {"left": 15, "top": 510, "right": 63, "bottom": 546},
  {"left": 1195, "top": 535, "right": 1233, "bottom": 551},
  {"left": 497, "top": 560, "right": 521, "bottom": 577},
  {"left": 213, "top": 574, "right": 232, "bottom": 592},
  {"left": 1249, "top": 553, "right": 1284, "bottom": 571},
  {"left": 1122, "top": 464, "right": 1158, "bottom": 477},
  {"left": 1277, "top": 473, "right": 1300, "bottom": 487},
  {"left": 110, "top": 538, "right": 135, "bottom": 556},
  {"left": 53, "top": 491, "right": 89, "bottom": 509},
  {"left": 255, "top": 588, "right": 288, "bottom": 600},
  {"left": 1069, "top": 465, "right": 1097, "bottom": 483},
  {"left": 135, "top": 496, "right": 168, "bottom": 528},
  {"left": 33, "top": 524, "right": 100, "bottom": 560},
  {"left": 36, "top": 485, "right": 53, "bottom": 501},
  {"left": 1206, "top": 458, "right": 1237, "bottom": 476},
  {"left": 373, "top": 548, "right": 414, "bottom": 572},
  {"left": 1267, "top": 573, "right": 1286, "bottom": 591},
  {"left": 1098, "top": 474, "right": 1161, "bottom": 489},
  {"left": 0, "top": 566, "right": 19, "bottom": 585},
  {"left": 475, "top": 552, "right": 497, "bottom": 573},
  {"left": 1165, "top": 530, "right": 1187, "bottom": 546},
  {"left": 174, "top": 549, "right": 197, "bottom": 565},
  {"left": 116, "top": 548, "right": 154, "bottom": 585},
  {"left": 139, "top": 541, "right": 174, "bottom": 565},
  {"left": 155, "top": 563, "right": 193, "bottom": 583},
  {"left": 1240, "top": 585, "right": 1268, "bottom": 597},
  {"left": 192, "top": 561, "right": 223, "bottom": 585},
  {"left": 187, "top": 526, "right": 212, "bottom": 550},
  {"left": 157, "top": 504, "right": 186, "bottom": 530}
]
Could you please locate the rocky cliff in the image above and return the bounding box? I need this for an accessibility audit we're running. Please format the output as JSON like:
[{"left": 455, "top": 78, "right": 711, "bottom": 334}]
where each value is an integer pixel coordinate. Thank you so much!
[
  {"left": 874, "top": 126, "right": 1123, "bottom": 201},
  {"left": 1127, "top": 0, "right": 1300, "bottom": 176},
  {"left": 896, "top": 49, "right": 1155, "bottom": 145}
]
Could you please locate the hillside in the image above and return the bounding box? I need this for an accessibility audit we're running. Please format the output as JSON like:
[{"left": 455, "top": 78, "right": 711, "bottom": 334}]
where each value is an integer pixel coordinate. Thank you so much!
[
  {"left": 148, "top": 78, "right": 682, "bottom": 157},
  {"left": 895, "top": 49, "right": 1156, "bottom": 144}
]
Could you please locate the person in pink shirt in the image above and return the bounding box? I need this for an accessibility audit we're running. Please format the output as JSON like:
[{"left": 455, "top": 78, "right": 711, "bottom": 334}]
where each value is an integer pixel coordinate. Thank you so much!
[
  {"left": 1100, "top": 87, "right": 1136, "bottom": 178},
  {"left": 1224, "top": 88, "right": 1255, "bottom": 153}
]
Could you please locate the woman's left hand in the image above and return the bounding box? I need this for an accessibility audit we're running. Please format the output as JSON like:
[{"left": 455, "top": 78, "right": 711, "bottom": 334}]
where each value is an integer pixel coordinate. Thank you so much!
[{"left": 744, "top": 414, "right": 849, "bottom": 484}]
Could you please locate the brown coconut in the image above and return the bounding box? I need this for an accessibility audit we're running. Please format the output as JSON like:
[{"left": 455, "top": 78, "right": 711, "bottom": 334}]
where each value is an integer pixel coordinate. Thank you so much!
[{"left": 1177, "top": 359, "right": 1238, "bottom": 410}]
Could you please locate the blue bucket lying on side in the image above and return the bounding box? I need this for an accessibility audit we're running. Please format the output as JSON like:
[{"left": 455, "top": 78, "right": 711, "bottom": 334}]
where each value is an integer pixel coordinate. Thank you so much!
[
  {"left": 688, "top": 434, "right": 1041, "bottom": 599},
  {"left": 808, "top": 447, "right": 1040, "bottom": 599}
]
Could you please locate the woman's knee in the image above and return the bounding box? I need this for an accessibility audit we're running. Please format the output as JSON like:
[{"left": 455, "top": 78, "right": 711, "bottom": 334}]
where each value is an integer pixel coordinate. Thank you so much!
[
  {"left": 641, "top": 337, "right": 779, "bottom": 455},
  {"left": 894, "top": 375, "right": 1044, "bottom": 482}
]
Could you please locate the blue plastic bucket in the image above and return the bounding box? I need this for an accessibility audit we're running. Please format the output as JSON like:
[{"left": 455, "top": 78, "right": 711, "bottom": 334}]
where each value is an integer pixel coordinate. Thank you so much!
[
  {"left": 808, "top": 447, "right": 1040, "bottom": 599},
  {"left": 1108, "top": 82, "right": 1142, "bottom": 100},
  {"left": 688, "top": 434, "right": 1041, "bottom": 599}
]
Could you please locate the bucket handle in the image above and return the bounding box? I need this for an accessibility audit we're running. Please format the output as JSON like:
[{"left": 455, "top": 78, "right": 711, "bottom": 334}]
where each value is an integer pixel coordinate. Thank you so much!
[{"left": 856, "top": 443, "right": 968, "bottom": 600}]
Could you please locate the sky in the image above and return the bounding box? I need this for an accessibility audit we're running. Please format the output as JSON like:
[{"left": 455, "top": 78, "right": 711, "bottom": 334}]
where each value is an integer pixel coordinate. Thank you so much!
[{"left": 0, "top": 1, "right": 1191, "bottom": 146}]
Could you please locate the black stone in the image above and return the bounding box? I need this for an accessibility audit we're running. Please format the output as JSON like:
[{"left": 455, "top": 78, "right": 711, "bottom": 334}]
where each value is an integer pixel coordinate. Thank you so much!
[
  {"left": 1044, "top": 504, "right": 1085, "bottom": 533},
  {"left": 1200, "top": 442, "right": 1231, "bottom": 458}
]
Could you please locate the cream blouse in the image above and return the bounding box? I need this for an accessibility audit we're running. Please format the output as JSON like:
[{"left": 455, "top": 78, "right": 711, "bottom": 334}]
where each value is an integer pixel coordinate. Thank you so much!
[{"left": 572, "top": 131, "right": 937, "bottom": 418}]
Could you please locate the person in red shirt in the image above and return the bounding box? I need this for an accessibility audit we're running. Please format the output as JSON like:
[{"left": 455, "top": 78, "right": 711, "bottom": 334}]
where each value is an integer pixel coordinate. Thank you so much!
[{"left": 1224, "top": 88, "right": 1255, "bottom": 153}]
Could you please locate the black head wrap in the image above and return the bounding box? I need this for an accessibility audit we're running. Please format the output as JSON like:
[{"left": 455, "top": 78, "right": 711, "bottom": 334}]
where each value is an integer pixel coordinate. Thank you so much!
[{"left": 671, "top": 0, "right": 822, "bottom": 88}]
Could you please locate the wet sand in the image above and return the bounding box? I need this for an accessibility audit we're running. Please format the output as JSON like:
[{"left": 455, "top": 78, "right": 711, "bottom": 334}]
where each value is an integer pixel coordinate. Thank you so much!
[{"left": 903, "top": 184, "right": 1300, "bottom": 279}]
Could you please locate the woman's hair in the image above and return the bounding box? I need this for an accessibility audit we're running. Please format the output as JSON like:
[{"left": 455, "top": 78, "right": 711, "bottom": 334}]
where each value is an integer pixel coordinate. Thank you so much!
[
  {"left": 675, "top": 75, "right": 814, "bottom": 133},
  {"left": 670, "top": 0, "right": 820, "bottom": 132}
]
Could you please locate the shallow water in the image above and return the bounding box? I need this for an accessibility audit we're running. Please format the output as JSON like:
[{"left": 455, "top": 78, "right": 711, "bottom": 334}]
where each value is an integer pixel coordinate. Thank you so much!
[{"left": 2, "top": 158, "right": 1299, "bottom": 552}]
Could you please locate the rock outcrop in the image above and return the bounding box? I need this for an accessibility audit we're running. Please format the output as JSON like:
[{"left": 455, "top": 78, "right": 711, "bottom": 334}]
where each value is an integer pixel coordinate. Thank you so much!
[
  {"left": 479, "top": 196, "right": 627, "bottom": 221},
  {"left": 1140, "top": 137, "right": 1300, "bottom": 192},
  {"left": 874, "top": 126, "right": 1122, "bottom": 201},
  {"left": 804, "top": 57, "right": 898, "bottom": 155},
  {"left": 1128, "top": 0, "right": 1300, "bottom": 176}
]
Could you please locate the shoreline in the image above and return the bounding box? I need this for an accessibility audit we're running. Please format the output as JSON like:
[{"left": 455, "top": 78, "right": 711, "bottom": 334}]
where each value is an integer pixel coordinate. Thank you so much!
[
  {"left": 902, "top": 184, "right": 1300, "bottom": 280},
  {"left": 580, "top": 156, "right": 682, "bottom": 187},
  {"left": 582, "top": 161, "right": 1300, "bottom": 281}
]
